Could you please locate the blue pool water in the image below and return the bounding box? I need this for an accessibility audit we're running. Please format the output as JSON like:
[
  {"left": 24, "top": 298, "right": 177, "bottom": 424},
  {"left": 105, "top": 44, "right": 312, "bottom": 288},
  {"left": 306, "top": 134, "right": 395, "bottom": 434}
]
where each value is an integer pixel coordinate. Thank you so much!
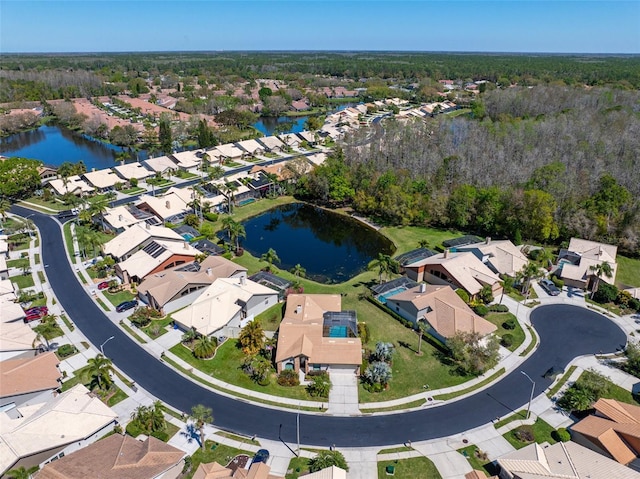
[
  {"left": 329, "top": 325, "right": 348, "bottom": 338},
  {"left": 182, "top": 233, "right": 195, "bottom": 241},
  {"left": 378, "top": 287, "right": 408, "bottom": 304},
  {"left": 238, "top": 198, "right": 256, "bottom": 206}
]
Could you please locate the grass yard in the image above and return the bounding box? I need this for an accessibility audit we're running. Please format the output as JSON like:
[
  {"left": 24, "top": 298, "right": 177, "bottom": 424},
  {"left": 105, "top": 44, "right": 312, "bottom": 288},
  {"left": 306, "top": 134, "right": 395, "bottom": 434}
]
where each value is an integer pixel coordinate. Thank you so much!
[
  {"left": 546, "top": 366, "right": 577, "bottom": 398},
  {"left": 184, "top": 441, "right": 251, "bottom": 479},
  {"left": 63, "top": 222, "right": 75, "bottom": 258},
  {"left": 617, "top": 255, "right": 640, "bottom": 288},
  {"left": 503, "top": 418, "right": 557, "bottom": 450},
  {"left": 457, "top": 445, "right": 497, "bottom": 477},
  {"left": 379, "top": 225, "right": 462, "bottom": 254},
  {"left": 285, "top": 457, "right": 311, "bottom": 479},
  {"left": 104, "top": 289, "right": 135, "bottom": 308},
  {"left": 22, "top": 196, "right": 69, "bottom": 211},
  {"left": 142, "top": 316, "right": 174, "bottom": 339},
  {"left": 433, "top": 368, "right": 505, "bottom": 401},
  {"left": 493, "top": 410, "right": 528, "bottom": 429},
  {"left": 7, "top": 258, "right": 29, "bottom": 269},
  {"left": 485, "top": 312, "right": 525, "bottom": 352},
  {"left": 601, "top": 378, "right": 640, "bottom": 405},
  {"left": 377, "top": 457, "right": 442, "bottom": 479},
  {"left": 11, "top": 273, "right": 35, "bottom": 290},
  {"left": 170, "top": 339, "right": 314, "bottom": 401},
  {"left": 122, "top": 186, "right": 146, "bottom": 195},
  {"left": 255, "top": 302, "right": 284, "bottom": 331},
  {"left": 9, "top": 233, "right": 31, "bottom": 250}
]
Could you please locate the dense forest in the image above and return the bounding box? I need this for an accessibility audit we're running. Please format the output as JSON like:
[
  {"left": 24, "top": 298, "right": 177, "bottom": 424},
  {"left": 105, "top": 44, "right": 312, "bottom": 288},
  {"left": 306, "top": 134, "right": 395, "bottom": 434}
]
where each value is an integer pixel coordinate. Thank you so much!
[
  {"left": 1, "top": 52, "right": 639, "bottom": 103},
  {"left": 296, "top": 86, "right": 640, "bottom": 256}
]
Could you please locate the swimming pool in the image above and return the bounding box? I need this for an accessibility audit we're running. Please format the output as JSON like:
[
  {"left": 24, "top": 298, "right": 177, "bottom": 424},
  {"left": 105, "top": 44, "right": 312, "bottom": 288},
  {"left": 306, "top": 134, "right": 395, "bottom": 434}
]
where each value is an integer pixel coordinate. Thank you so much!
[
  {"left": 378, "top": 287, "right": 407, "bottom": 304},
  {"left": 238, "top": 198, "right": 256, "bottom": 207},
  {"left": 328, "top": 325, "right": 348, "bottom": 338},
  {"left": 182, "top": 233, "right": 195, "bottom": 241}
]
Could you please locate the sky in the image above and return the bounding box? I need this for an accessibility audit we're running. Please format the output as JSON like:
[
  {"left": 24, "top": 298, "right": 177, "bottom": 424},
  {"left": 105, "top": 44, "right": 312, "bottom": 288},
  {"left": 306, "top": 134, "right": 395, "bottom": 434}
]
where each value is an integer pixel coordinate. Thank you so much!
[{"left": 1, "top": 1, "right": 639, "bottom": 54}]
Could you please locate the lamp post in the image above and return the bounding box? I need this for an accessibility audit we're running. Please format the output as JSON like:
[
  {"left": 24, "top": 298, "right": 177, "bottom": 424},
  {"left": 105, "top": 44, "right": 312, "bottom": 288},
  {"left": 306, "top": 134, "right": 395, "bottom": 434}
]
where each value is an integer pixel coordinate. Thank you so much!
[
  {"left": 521, "top": 371, "right": 536, "bottom": 420},
  {"left": 100, "top": 336, "right": 115, "bottom": 356}
]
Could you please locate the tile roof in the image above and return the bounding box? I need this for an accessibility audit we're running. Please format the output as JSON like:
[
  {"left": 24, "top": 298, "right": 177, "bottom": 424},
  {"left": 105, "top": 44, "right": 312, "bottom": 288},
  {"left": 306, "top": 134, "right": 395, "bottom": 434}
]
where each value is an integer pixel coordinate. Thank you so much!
[
  {"left": 143, "top": 156, "right": 179, "bottom": 173},
  {"left": 113, "top": 162, "right": 154, "bottom": 180},
  {"left": 236, "top": 139, "right": 265, "bottom": 155},
  {"left": 561, "top": 238, "right": 618, "bottom": 285},
  {"left": 117, "top": 240, "right": 199, "bottom": 280},
  {"left": 458, "top": 239, "right": 529, "bottom": 277},
  {"left": 48, "top": 175, "right": 95, "bottom": 195},
  {"left": 257, "top": 136, "right": 285, "bottom": 150},
  {"left": 0, "top": 352, "right": 61, "bottom": 399},
  {"left": 82, "top": 169, "right": 121, "bottom": 189},
  {"left": 299, "top": 466, "right": 347, "bottom": 479},
  {"left": 102, "top": 223, "right": 184, "bottom": 260},
  {"left": 35, "top": 433, "right": 184, "bottom": 479},
  {"left": 0, "top": 321, "right": 37, "bottom": 355},
  {"left": 101, "top": 205, "right": 148, "bottom": 231}
]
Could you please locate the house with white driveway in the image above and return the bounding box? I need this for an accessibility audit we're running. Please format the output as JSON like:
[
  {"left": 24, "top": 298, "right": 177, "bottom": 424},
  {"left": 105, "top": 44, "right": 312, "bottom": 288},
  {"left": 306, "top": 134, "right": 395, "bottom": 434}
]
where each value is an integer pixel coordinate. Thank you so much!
[
  {"left": 0, "top": 352, "right": 61, "bottom": 409},
  {"left": 457, "top": 238, "right": 529, "bottom": 277},
  {"left": 558, "top": 238, "right": 618, "bottom": 289}
]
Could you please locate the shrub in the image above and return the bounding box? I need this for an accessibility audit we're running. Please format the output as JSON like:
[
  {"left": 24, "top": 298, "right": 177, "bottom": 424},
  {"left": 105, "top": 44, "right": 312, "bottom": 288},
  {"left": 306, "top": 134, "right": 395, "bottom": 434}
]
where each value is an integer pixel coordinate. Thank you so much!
[
  {"left": 363, "top": 361, "right": 392, "bottom": 388},
  {"left": 478, "top": 285, "right": 494, "bottom": 304},
  {"left": 514, "top": 425, "right": 535, "bottom": 443},
  {"left": 277, "top": 369, "right": 300, "bottom": 387},
  {"left": 593, "top": 283, "right": 618, "bottom": 304},
  {"left": 183, "top": 214, "right": 200, "bottom": 227},
  {"left": 552, "top": 428, "right": 571, "bottom": 442},
  {"left": 204, "top": 212, "right": 219, "bottom": 222},
  {"left": 551, "top": 276, "right": 564, "bottom": 289},
  {"left": 307, "top": 373, "right": 331, "bottom": 397},
  {"left": 370, "top": 342, "right": 394, "bottom": 363},
  {"left": 501, "top": 333, "right": 514, "bottom": 348},
  {"left": 309, "top": 450, "right": 349, "bottom": 473},
  {"left": 473, "top": 304, "right": 489, "bottom": 316},
  {"left": 56, "top": 344, "right": 77, "bottom": 358},
  {"left": 502, "top": 318, "right": 517, "bottom": 330},
  {"left": 456, "top": 289, "right": 470, "bottom": 304},
  {"left": 488, "top": 304, "right": 509, "bottom": 312},
  {"left": 129, "top": 177, "right": 138, "bottom": 188},
  {"left": 357, "top": 322, "right": 370, "bottom": 344},
  {"left": 630, "top": 298, "right": 640, "bottom": 312}
]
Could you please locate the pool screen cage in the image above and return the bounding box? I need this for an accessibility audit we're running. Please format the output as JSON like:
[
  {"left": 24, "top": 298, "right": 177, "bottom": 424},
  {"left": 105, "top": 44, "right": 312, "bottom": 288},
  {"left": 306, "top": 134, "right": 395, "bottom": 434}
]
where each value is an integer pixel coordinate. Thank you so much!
[
  {"left": 322, "top": 311, "right": 358, "bottom": 338},
  {"left": 394, "top": 248, "right": 438, "bottom": 266},
  {"left": 371, "top": 276, "right": 419, "bottom": 296}
]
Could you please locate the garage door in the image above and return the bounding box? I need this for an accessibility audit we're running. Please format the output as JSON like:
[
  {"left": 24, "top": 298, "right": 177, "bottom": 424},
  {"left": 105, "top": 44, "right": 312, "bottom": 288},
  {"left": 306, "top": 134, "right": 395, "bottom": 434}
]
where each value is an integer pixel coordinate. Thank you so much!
[{"left": 328, "top": 365, "right": 358, "bottom": 374}]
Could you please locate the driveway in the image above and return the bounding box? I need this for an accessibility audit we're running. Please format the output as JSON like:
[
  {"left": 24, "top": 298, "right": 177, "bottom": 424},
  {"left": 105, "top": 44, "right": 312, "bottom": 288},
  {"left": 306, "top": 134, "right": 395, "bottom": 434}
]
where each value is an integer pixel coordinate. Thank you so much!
[{"left": 16, "top": 206, "right": 628, "bottom": 447}]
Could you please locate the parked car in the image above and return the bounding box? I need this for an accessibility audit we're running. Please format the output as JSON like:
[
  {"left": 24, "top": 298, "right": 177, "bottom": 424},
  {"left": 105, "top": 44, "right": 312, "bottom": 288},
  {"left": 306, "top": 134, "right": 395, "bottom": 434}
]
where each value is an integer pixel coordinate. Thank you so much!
[
  {"left": 539, "top": 279, "right": 561, "bottom": 296},
  {"left": 116, "top": 300, "right": 137, "bottom": 313},
  {"left": 251, "top": 449, "right": 270, "bottom": 466},
  {"left": 97, "top": 281, "right": 110, "bottom": 290},
  {"left": 24, "top": 312, "right": 43, "bottom": 323},
  {"left": 57, "top": 209, "right": 78, "bottom": 220},
  {"left": 24, "top": 306, "right": 48, "bottom": 316}
]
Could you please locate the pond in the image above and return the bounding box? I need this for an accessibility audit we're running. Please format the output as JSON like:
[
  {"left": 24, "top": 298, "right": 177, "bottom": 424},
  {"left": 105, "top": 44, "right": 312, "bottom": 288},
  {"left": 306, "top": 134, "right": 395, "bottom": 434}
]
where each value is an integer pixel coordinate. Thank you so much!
[
  {"left": 231, "top": 203, "right": 395, "bottom": 283},
  {"left": 252, "top": 116, "right": 308, "bottom": 136},
  {"left": 0, "top": 125, "right": 143, "bottom": 170}
]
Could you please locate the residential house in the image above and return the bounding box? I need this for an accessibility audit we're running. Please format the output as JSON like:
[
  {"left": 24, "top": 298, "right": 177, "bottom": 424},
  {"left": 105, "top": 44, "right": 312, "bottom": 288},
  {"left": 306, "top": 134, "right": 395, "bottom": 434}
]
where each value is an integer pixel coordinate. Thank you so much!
[
  {"left": 299, "top": 467, "right": 347, "bottom": 479},
  {"left": 296, "top": 130, "right": 317, "bottom": 145},
  {"left": 102, "top": 223, "right": 187, "bottom": 262},
  {"left": 0, "top": 278, "right": 25, "bottom": 327},
  {"left": 402, "top": 250, "right": 503, "bottom": 299},
  {"left": 306, "top": 152, "right": 327, "bottom": 166},
  {"left": 100, "top": 204, "right": 154, "bottom": 234},
  {"left": 0, "top": 256, "right": 7, "bottom": 280},
  {"left": 215, "top": 143, "right": 245, "bottom": 163},
  {"left": 191, "top": 238, "right": 225, "bottom": 256},
  {"left": 0, "top": 384, "right": 118, "bottom": 476},
  {"left": 172, "top": 277, "right": 278, "bottom": 338},
  {"left": 236, "top": 139, "right": 265, "bottom": 158},
  {"left": 275, "top": 294, "right": 362, "bottom": 375},
  {"left": 37, "top": 166, "right": 58, "bottom": 183},
  {"left": 442, "top": 235, "right": 484, "bottom": 249},
  {"left": 278, "top": 133, "right": 302, "bottom": 149},
  {"left": 48, "top": 175, "right": 94, "bottom": 196},
  {"left": 137, "top": 255, "right": 247, "bottom": 314},
  {"left": 0, "top": 321, "right": 38, "bottom": 361},
  {"left": 136, "top": 188, "right": 193, "bottom": 224},
  {"left": 571, "top": 398, "right": 640, "bottom": 466},
  {"left": 35, "top": 434, "right": 185, "bottom": 479},
  {"left": 82, "top": 169, "right": 121, "bottom": 192},
  {"left": 0, "top": 352, "right": 61, "bottom": 409},
  {"left": 218, "top": 180, "right": 254, "bottom": 207},
  {"left": 558, "top": 238, "right": 618, "bottom": 289},
  {"left": 394, "top": 248, "right": 438, "bottom": 268},
  {"left": 170, "top": 150, "right": 201, "bottom": 171},
  {"left": 384, "top": 284, "right": 496, "bottom": 344},
  {"left": 192, "top": 460, "right": 282, "bottom": 479},
  {"left": 291, "top": 99, "right": 310, "bottom": 112},
  {"left": 457, "top": 238, "right": 529, "bottom": 277},
  {"left": 248, "top": 271, "right": 292, "bottom": 301},
  {"left": 247, "top": 171, "right": 275, "bottom": 197},
  {"left": 113, "top": 162, "right": 154, "bottom": 182},
  {"left": 143, "top": 156, "right": 179, "bottom": 176},
  {"left": 115, "top": 238, "right": 199, "bottom": 284},
  {"left": 496, "top": 441, "right": 638, "bottom": 479},
  {"left": 257, "top": 136, "right": 286, "bottom": 153}
]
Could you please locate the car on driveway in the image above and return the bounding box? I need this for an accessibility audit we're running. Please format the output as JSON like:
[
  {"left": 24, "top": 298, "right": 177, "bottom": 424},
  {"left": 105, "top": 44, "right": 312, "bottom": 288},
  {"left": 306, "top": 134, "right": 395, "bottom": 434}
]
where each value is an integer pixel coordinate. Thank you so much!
[
  {"left": 539, "top": 279, "right": 561, "bottom": 296},
  {"left": 97, "top": 281, "right": 110, "bottom": 290},
  {"left": 251, "top": 449, "right": 270, "bottom": 466},
  {"left": 116, "top": 300, "right": 137, "bottom": 313},
  {"left": 24, "top": 306, "right": 48, "bottom": 316},
  {"left": 24, "top": 312, "right": 44, "bottom": 323}
]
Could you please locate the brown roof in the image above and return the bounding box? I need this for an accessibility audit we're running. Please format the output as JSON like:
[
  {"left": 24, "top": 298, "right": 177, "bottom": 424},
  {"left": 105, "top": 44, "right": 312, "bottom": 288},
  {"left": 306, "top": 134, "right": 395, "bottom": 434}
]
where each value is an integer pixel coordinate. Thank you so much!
[
  {"left": 35, "top": 434, "right": 184, "bottom": 479},
  {"left": 594, "top": 398, "right": 640, "bottom": 424},
  {"left": 193, "top": 461, "right": 280, "bottom": 479},
  {"left": 275, "top": 294, "right": 362, "bottom": 367},
  {"left": 193, "top": 461, "right": 233, "bottom": 479},
  {"left": 465, "top": 471, "right": 494, "bottom": 479},
  {"left": 0, "top": 352, "right": 61, "bottom": 398}
]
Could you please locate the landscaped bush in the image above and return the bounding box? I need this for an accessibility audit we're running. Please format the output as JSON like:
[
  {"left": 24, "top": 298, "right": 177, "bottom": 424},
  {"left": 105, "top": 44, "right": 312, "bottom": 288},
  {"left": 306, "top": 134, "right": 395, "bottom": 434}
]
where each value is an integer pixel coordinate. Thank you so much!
[
  {"left": 593, "top": 283, "right": 618, "bottom": 304},
  {"left": 502, "top": 318, "right": 517, "bottom": 330},
  {"left": 241, "top": 354, "right": 271, "bottom": 385},
  {"left": 56, "top": 344, "right": 77, "bottom": 358},
  {"left": 277, "top": 369, "right": 300, "bottom": 387},
  {"left": 473, "top": 304, "right": 489, "bottom": 316},
  {"left": 357, "top": 322, "right": 370, "bottom": 344},
  {"left": 456, "top": 289, "right": 470, "bottom": 304},
  {"left": 129, "top": 177, "right": 138, "bottom": 187},
  {"left": 488, "top": 304, "right": 509, "bottom": 313},
  {"left": 501, "top": 333, "right": 514, "bottom": 348},
  {"left": 307, "top": 372, "right": 331, "bottom": 397},
  {"left": 204, "top": 212, "right": 219, "bottom": 222},
  {"left": 552, "top": 428, "right": 571, "bottom": 442},
  {"left": 183, "top": 214, "right": 200, "bottom": 227},
  {"left": 362, "top": 361, "right": 392, "bottom": 391},
  {"left": 630, "top": 298, "right": 640, "bottom": 312},
  {"left": 558, "top": 369, "right": 610, "bottom": 412},
  {"left": 514, "top": 425, "right": 535, "bottom": 443},
  {"left": 551, "top": 276, "right": 564, "bottom": 289},
  {"left": 130, "top": 307, "right": 161, "bottom": 327}
]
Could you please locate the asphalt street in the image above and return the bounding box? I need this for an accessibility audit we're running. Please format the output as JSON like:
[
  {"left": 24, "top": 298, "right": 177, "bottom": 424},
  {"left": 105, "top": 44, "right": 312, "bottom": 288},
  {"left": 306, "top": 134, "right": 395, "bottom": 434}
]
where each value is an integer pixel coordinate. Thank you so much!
[{"left": 15, "top": 205, "right": 628, "bottom": 447}]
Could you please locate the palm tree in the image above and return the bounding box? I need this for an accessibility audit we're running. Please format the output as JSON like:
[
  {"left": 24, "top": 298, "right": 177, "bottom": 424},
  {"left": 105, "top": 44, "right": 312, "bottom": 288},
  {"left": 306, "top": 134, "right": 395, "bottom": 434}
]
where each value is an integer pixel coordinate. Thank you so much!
[
  {"left": 190, "top": 404, "right": 213, "bottom": 451},
  {"left": 32, "top": 316, "right": 60, "bottom": 350},
  {"left": 5, "top": 466, "right": 38, "bottom": 479},
  {"left": 192, "top": 335, "right": 216, "bottom": 359},
  {"left": 86, "top": 354, "right": 114, "bottom": 392},
  {"left": 290, "top": 263, "right": 306, "bottom": 278},
  {"left": 150, "top": 400, "right": 167, "bottom": 432},
  {"left": 89, "top": 196, "right": 110, "bottom": 231},
  {"left": 0, "top": 197, "right": 9, "bottom": 228},
  {"left": 261, "top": 248, "right": 280, "bottom": 271},
  {"left": 416, "top": 320, "right": 427, "bottom": 356},
  {"left": 209, "top": 165, "right": 225, "bottom": 181},
  {"left": 228, "top": 221, "right": 246, "bottom": 254},
  {"left": 370, "top": 253, "right": 394, "bottom": 284},
  {"left": 517, "top": 262, "right": 542, "bottom": 298},
  {"left": 221, "top": 181, "right": 238, "bottom": 214},
  {"left": 589, "top": 261, "right": 613, "bottom": 299},
  {"left": 239, "top": 319, "right": 265, "bottom": 356},
  {"left": 221, "top": 216, "right": 236, "bottom": 244},
  {"left": 417, "top": 239, "right": 429, "bottom": 249}
]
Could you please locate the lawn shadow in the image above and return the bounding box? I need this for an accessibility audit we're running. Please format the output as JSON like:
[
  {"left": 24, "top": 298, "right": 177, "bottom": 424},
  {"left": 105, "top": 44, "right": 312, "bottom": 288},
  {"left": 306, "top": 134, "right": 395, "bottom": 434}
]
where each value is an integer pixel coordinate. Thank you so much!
[{"left": 398, "top": 340, "right": 417, "bottom": 354}]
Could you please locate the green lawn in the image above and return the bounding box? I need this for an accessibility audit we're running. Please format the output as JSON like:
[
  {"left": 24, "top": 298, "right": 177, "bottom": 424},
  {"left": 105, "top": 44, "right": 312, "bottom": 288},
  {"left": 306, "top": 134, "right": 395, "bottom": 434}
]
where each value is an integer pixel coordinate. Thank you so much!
[
  {"left": 617, "top": 255, "right": 640, "bottom": 287},
  {"left": 433, "top": 368, "right": 505, "bottom": 401},
  {"left": 175, "top": 170, "right": 198, "bottom": 179},
  {"left": 493, "top": 410, "right": 527, "bottom": 429},
  {"left": 142, "top": 316, "right": 174, "bottom": 339},
  {"left": 457, "top": 445, "right": 497, "bottom": 477},
  {"left": 377, "top": 457, "right": 442, "bottom": 479},
  {"left": 546, "top": 366, "right": 577, "bottom": 398},
  {"left": 11, "top": 273, "right": 35, "bottom": 290},
  {"left": 485, "top": 312, "right": 525, "bottom": 352},
  {"left": 170, "top": 339, "right": 314, "bottom": 400},
  {"left": 7, "top": 258, "right": 29, "bottom": 269},
  {"left": 379, "top": 225, "right": 462, "bottom": 254},
  {"left": 255, "top": 302, "right": 284, "bottom": 331},
  {"left": 104, "top": 289, "right": 135, "bottom": 307},
  {"left": 503, "top": 418, "right": 557, "bottom": 450},
  {"left": 601, "top": 378, "right": 640, "bottom": 405},
  {"left": 286, "top": 457, "right": 311, "bottom": 479},
  {"left": 122, "top": 187, "right": 146, "bottom": 195},
  {"left": 22, "top": 196, "right": 69, "bottom": 211},
  {"left": 63, "top": 222, "right": 75, "bottom": 258},
  {"left": 9, "top": 233, "right": 31, "bottom": 250},
  {"left": 184, "top": 441, "right": 251, "bottom": 479}
]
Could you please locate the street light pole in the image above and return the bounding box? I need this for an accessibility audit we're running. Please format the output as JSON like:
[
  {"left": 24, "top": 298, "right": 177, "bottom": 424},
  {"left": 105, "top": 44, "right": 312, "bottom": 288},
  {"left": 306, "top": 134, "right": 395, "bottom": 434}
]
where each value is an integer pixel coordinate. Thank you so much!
[
  {"left": 521, "top": 371, "right": 536, "bottom": 420},
  {"left": 296, "top": 404, "right": 300, "bottom": 456},
  {"left": 100, "top": 336, "right": 115, "bottom": 356}
]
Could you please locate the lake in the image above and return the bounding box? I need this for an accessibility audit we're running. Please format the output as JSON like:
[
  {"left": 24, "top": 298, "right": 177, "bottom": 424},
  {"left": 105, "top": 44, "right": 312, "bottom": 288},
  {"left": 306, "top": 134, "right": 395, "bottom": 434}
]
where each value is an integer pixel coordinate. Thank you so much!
[
  {"left": 234, "top": 203, "right": 395, "bottom": 283},
  {"left": 252, "top": 116, "right": 308, "bottom": 136}
]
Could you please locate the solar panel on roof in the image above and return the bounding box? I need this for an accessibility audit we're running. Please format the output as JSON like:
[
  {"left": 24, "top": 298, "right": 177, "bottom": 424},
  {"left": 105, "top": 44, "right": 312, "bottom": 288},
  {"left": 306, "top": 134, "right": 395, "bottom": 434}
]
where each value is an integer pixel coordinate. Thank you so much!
[{"left": 143, "top": 241, "right": 166, "bottom": 258}]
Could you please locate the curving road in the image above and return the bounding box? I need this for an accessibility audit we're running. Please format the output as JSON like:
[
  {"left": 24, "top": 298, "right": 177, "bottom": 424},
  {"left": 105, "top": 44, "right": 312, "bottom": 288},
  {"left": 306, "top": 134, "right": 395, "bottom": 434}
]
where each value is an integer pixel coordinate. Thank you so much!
[{"left": 15, "top": 206, "right": 628, "bottom": 447}]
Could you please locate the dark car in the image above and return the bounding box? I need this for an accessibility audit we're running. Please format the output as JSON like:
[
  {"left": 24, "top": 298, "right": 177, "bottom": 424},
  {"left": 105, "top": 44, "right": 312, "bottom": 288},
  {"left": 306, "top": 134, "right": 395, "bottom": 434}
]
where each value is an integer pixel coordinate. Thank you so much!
[
  {"left": 57, "top": 209, "right": 78, "bottom": 220},
  {"left": 251, "top": 449, "right": 270, "bottom": 466},
  {"left": 539, "top": 279, "right": 561, "bottom": 296},
  {"left": 116, "top": 300, "right": 137, "bottom": 313},
  {"left": 98, "top": 281, "right": 110, "bottom": 290}
]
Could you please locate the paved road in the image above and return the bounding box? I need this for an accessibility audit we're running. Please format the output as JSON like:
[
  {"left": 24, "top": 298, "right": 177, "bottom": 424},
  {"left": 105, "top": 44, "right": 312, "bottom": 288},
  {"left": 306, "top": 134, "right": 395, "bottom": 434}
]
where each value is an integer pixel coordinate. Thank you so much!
[{"left": 15, "top": 206, "right": 628, "bottom": 447}]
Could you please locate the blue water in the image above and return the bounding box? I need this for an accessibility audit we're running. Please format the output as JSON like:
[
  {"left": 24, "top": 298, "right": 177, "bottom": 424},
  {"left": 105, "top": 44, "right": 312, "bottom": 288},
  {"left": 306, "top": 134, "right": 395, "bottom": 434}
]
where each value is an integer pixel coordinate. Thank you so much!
[
  {"left": 238, "top": 198, "right": 256, "bottom": 207},
  {"left": 329, "top": 325, "right": 348, "bottom": 338},
  {"left": 182, "top": 233, "right": 195, "bottom": 241},
  {"left": 252, "top": 116, "right": 308, "bottom": 136},
  {"left": 378, "top": 287, "right": 408, "bottom": 304},
  {"left": 227, "top": 203, "right": 395, "bottom": 284}
]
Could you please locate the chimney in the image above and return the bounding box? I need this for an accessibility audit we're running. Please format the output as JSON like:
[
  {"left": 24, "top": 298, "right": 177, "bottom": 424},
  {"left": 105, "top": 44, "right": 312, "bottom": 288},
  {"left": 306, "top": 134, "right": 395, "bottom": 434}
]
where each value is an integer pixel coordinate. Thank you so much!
[
  {"left": 146, "top": 223, "right": 151, "bottom": 230},
  {"left": 165, "top": 200, "right": 170, "bottom": 209},
  {"left": 206, "top": 267, "right": 212, "bottom": 277},
  {"left": 485, "top": 237, "right": 491, "bottom": 244},
  {"left": 183, "top": 241, "right": 188, "bottom": 249},
  {"left": 240, "top": 276, "right": 246, "bottom": 286},
  {"left": 118, "top": 214, "right": 123, "bottom": 222},
  {"left": 295, "top": 305, "right": 302, "bottom": 314},
  {"left": 444, "top": 249, "right": 449, "bottom": 258},
  {"left": 419, "top": 283, "right": 426, "bottom": 293}
]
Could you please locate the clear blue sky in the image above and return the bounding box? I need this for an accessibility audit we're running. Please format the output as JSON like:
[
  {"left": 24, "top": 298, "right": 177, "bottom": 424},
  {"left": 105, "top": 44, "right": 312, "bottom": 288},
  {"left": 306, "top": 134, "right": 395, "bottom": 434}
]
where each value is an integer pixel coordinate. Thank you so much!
[{"left": 1, "top": 1, "right": 638, "bottom": 54}]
